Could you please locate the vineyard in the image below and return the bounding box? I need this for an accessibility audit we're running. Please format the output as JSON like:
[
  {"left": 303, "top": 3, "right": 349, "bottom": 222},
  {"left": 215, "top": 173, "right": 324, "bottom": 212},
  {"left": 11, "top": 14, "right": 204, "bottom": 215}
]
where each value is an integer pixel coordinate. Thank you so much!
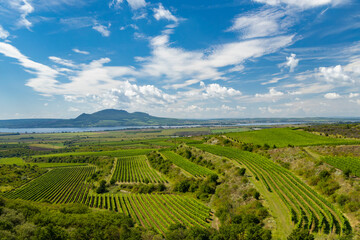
[
  {"left": 226, "top": 128, "right": 358, "bottom": 147},
  {"left": 32, "top": 148, "right": 154, "bottom": 158},
  {"left": 192, "top": 144, "right": 351, "bottom": 235},
  {"left": 3, "top": 166, "right": 94, "bottom": 204},
  {"left": 112, "top": 155, "right": 167, "bottom": 183},
  {"left": 84, "top": 193, "right": 212, "bottom": 234},
  {"left": 321, "top": 156, "right": 360, "bottom": 177},
  {"left": 161, "top": 151, "right": 214, "bottom": 177},
  {"left": 0, "top": 158, "right": 88, "bottom": 168}
]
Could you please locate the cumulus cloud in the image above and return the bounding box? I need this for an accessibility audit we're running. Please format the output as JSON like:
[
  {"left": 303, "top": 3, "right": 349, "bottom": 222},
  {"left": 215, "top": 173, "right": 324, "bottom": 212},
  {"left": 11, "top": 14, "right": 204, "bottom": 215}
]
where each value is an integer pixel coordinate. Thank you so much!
[
  {"left": 92, "top": 23, "right": 111, "bottom": 37},
  {"left": 109, "top": 0, "right": 147, "bottom": 10},
  {"left": 200, "top": 82, "right": 241, "bottom": 99},
  {"left": 228, "top": 8, "right": 288, "bottom": 39},
  {"left": 0, "top": 25, "right": 10, "bottom": 40},
  {"left": 319, "top": 65, "right": 351, "bottom": 82},
  {"left": 255, "top": 87, "right": 284, "bottom": 98},
  {"left": 253, "top": 0, "right": 343, "bottom": 9},
  {"left": 324, "top": 92, "right": 341, "bottom": 99},
  {"left": 153, "top": 4, "right": 178, "bottom": 22},
  {"left": 259, "top": 106, "right": 282, "bottom": 114},
  {"left": 349, "top": 93, "right": 359, "bottom": 98},
  {"left": 283, "top": 53, "right": 299, "bottom": 72},
  {"left": 73, "top": 48, "right": 89, "bottom": 55}
]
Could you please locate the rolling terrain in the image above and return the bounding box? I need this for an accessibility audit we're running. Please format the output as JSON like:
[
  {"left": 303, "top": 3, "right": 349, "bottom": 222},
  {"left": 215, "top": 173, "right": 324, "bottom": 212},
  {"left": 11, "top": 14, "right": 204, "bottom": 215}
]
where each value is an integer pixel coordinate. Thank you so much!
[{"left": 0, "top": 125, "right": 359, "bottom": 239}]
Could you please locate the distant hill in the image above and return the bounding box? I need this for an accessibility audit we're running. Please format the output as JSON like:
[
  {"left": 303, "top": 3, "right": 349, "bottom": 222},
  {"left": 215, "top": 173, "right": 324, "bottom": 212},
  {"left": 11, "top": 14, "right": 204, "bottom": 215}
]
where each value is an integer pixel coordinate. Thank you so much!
[
  {"left": 0, "top": 109, "right": 359, "bottom": 128},
  {"left": 0, "top": 109, "right": 194, "bottom": 128}
]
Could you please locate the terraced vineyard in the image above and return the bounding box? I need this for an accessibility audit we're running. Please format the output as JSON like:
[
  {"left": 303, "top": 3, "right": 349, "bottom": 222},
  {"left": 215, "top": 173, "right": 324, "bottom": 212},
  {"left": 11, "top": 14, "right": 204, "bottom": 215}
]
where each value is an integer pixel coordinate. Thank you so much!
[
  {"left": 112, "top": 155, "right": 167, "bottom": 183},
  {"left": 32, "top": 148, "right": 154, "bottom": 158},
  {"left": 3, "top": 166, "right": 95, "bottom": 204},
  {"left": 161, "top": 151, "right": 214, "bottom": 177},
  {"left": 321, "top": 156, "right": 360, "bottom": 177},
  {"left": 226, "top": 128, "right": 359, "bottom": 147},
  {"left": 192, "top": 144, "right": 351, "bottom": 235},
  {"left": 84, "top": 193, "right": 212, "bottom": 234},
  {"left": 0, "top": 158, "right": 88, "bottom": 168}
]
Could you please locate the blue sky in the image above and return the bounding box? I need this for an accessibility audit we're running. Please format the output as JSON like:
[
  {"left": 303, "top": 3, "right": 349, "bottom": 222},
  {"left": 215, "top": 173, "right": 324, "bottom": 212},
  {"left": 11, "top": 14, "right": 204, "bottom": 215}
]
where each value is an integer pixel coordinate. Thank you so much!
[{"left": 0, "top": 0, "right": 359, "bottom": 119}]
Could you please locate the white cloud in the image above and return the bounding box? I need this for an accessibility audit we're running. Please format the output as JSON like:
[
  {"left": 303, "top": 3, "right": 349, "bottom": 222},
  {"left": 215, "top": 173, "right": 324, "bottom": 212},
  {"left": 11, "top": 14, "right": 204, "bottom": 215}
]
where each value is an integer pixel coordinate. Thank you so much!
[
  {"left": 200, "top": 82, "right": 242, "bottom": 99},
  {"left": 349, "top": 93, "right": 359, "bottom": 98},
  {"left": 140, "top": 33, "right": 294, "bottom": 83},
  {"left": 60, "top": 17, "right": 94, "bottom": 29},
  {"left": 153, "top": 4, "right": 178, "bottom": 22},
  {"left": 0, "top": 42, "right": 59, "bottom": 94},
  {"left": 72, "top": 48, "right": 89, "bottom": 55},
  {"left": 9, "top": 0, "right": 34, "bottom": 29},
  {"left": 262, "top": 75, "right": 288, "bottom": 85},
  {"left": 324, "top": 92, "right": 341, "bottom": 99},
  {"left": 228, "top": 8, "right": 287, "bottom": 39},
  {"left": 109, "top": 0, "right": 146, "bottom": 10},
  {"left": 283, "top": 53, "right": 299, "bottom": 72},
  {"left": 253, "top": 0, "right": 343, "bottom": 9},
  {"left": 255, "top": 87, "right": 284, "bottom": 98},
  {"left": 0, "top": 25, "right": 10, "bottom": 39},
  {"left": 319, "top": 65, "right": 351, "bottom": 82},
  {"left": 49, "top": 56, "right": 76, "bottom": 68},
  {"left": 126, "top": 0, "right": 146, "bottom": 10},
  {"left": 259, "top": 106, "right": 282, "bottom": 114},
  {"left": 68, "top": 107, "right": 80, "bottom": 112},
  {"left": 92, "top": 23, "right": 111, "bottom": 37}
]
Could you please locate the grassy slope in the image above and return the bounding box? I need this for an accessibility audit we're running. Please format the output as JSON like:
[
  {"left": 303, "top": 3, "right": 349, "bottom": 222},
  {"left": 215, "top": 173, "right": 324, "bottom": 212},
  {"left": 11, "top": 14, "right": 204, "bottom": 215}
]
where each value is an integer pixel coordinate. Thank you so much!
[{"left": 227, "top": 128, "right": 360, "bottom": 148}]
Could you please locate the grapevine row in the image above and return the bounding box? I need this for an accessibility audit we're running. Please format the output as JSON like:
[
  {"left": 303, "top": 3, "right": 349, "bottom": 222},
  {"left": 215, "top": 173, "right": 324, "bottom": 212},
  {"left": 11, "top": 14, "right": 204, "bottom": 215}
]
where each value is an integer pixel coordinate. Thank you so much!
[
  {"left": 112, "top": 155, "right": 167, "bottom": 183},
  {"left": 3, "top": 166, "right": 94, "bottom": 204},
  {"left": 84, "top": 193, "right": 212, "bottom": 234}
]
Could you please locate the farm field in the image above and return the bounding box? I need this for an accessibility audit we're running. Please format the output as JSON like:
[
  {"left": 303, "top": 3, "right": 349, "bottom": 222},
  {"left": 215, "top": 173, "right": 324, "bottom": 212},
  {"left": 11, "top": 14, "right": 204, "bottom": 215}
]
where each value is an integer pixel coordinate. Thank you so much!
[
  {"left": 0, "top": 157, "right": 88, "bottom": 168},
  {"left": 0, "top": 124, "right": 359, "bottom": 239},
  {"left": 3, "top": 166, "right": 94, "bottom": 204},
  {"left": 161, "top": 151, "right": 214, "bottom": 177},
  {"left": 226, "top": 128, "right": 360, "bottom": 147},
  {"left": 321, "top": 156, "right": 360, "bottom": 177},
  {"left": 32, "top": 148, "right": 154, "bottom": 158},
  {"left": 112, "top": 155, "right": 167, "bottom": 183},
  {"left": 85, "top": 193, "right": 211, "bottom": 234},
  {"left": 192, "top": 144, "right": 352, "bottom": 235}
]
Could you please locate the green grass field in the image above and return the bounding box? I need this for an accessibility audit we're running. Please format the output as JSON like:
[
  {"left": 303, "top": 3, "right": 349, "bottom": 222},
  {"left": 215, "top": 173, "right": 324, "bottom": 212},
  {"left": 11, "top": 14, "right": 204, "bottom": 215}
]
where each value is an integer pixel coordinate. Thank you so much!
[{"left": 226, "top": 128, "right": 360, "bottom": 147}]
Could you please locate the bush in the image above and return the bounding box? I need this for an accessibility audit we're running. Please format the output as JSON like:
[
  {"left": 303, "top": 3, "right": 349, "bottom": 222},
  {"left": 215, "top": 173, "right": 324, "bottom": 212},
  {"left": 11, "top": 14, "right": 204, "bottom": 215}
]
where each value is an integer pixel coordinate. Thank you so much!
[
  {"left": 287, "top": 229, "right": 314, "bottom": 240},
  {"left": 336, "top": 194, "right": 349, "bottom": 206},
  {"left": 96, "top": 180, "right": 107, "bottom": 194},
  {"left": 237, "top": 168, "right": 246, "bottom": 176},
  {"left": 174, "top": 180, "right": 191, "bottom": 193},
  {"left": 110, "top": 178, "right": 116, "bottom": 185}
]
